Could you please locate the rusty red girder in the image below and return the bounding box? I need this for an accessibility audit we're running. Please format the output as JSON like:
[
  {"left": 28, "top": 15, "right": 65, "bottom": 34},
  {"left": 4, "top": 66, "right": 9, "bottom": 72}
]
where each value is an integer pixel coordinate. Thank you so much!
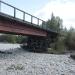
[{"left": 0, "top": 13, "right": 47, "bottom": 37}]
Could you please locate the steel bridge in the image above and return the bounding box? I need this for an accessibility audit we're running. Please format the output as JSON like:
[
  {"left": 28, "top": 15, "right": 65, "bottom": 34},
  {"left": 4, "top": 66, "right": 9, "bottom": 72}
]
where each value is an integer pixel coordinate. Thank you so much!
[{"left": 0, "top": 1, "right": 58, "bottom": 52}]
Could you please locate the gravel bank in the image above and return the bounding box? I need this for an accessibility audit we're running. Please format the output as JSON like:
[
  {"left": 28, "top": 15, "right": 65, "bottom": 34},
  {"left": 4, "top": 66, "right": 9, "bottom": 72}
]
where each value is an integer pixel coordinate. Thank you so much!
[{"left": 0, "top": 48, "right": 75, "bottom": 75}]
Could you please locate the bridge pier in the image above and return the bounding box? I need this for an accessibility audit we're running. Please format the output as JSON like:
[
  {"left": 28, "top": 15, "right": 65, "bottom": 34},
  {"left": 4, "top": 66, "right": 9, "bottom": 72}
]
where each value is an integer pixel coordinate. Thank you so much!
[
  {"left": 25, "top": 35, "right": 57, "bottom": 52},
  {"left": 26, "top": 36, "right": 47, "bottom": 52},
  {"left": 21, "top": 34, "right": 57, "bottom": 52}
]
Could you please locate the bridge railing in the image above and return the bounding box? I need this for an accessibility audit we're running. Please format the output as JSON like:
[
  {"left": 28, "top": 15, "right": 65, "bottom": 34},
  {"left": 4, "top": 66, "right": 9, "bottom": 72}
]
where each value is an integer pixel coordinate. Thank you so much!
[{"left": 0, "top": 0, "right": 47, "bottom": 30}]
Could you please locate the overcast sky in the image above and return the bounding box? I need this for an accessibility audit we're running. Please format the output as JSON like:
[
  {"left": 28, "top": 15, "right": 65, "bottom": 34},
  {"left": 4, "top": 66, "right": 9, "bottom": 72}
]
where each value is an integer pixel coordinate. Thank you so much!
[{"left": 2, "top": 0, "right": 75, "bottom": 29}]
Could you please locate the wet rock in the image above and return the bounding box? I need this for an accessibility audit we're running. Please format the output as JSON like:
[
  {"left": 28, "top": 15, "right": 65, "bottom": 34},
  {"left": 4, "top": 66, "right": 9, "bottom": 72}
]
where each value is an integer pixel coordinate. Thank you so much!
[
  {"left": 70, "top": 54, "right": 75, "bottom": 60},
  {"left": 0, "top": 51, "right": 12, "bottom": 54}
]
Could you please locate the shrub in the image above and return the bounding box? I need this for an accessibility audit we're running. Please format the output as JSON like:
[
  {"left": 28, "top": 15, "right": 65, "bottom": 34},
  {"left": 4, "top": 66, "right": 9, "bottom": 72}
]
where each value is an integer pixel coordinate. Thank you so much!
[{"left": 6, "top": 64, "right": 24, "bottom": 70}]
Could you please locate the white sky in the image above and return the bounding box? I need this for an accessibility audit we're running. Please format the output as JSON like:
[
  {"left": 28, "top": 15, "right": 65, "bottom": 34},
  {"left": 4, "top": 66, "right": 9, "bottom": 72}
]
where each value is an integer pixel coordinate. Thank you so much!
[
  {"left": 34, "top": 0, "right": 75, "bottom": 29},
  {"left": 2, "top": 0, "right": 75, "bottom": 29}
]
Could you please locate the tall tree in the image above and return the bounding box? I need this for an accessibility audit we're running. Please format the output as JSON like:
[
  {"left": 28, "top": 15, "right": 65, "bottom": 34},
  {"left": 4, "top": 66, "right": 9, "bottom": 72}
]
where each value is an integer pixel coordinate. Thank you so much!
[
  {"left": 46, "top": 13, "right": 63, "bottom": 32},
  {"left": 65, "top": 27, "right": 75, "bottom": 50}
]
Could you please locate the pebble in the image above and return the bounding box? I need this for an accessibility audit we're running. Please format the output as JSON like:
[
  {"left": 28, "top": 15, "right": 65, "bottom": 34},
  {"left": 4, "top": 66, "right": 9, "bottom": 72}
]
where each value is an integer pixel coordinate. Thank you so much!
[{"left": 0, "top": 44, "right": 75, "bottom": 75}]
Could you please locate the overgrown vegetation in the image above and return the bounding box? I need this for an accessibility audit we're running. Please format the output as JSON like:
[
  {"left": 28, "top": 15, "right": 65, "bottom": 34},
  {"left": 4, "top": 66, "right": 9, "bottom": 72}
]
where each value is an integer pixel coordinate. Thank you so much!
[
  {"left": 6, "top": 64, "right": 24, "bottom": 70},
  {"left": 0, "top": 34, "right": 27, "bottom": 44},
  {"left": 43, "top": 13, "right": 75, "bottom": 53}
]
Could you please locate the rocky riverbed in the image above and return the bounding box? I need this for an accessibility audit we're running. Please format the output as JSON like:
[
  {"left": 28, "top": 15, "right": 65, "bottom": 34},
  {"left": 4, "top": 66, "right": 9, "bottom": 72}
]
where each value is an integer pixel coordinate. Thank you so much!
[{"left": 0, "top": 44, "right": 75, "bottom": 75}]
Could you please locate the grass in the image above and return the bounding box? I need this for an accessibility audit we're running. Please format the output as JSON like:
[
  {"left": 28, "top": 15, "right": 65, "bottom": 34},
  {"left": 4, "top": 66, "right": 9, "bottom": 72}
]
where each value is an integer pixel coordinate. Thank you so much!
[
  {"left": 6, "top": 64, "right": 24, "bottom": 70},
  {"left": 47, "top": 48, "right": 66, "bottom": 54}
]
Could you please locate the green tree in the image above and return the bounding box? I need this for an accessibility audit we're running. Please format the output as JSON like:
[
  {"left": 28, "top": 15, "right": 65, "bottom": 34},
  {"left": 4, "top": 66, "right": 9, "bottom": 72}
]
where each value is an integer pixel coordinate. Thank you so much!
[
  {"left": 5, "top": 34, "right": 17, "bottom": 43},
  {"left": 0, "top": 34, "right": 27, "bottom": 44},
  {"left": 16, "top": 35, "right": 27, "bottom": 44},
  {"left": 65, "top": 27, "right": 75, "bottom": 50},
  {"left": 46, "top": 13, "right": 63, "bottom": 32},
  {"left": 45, "top": 13, "right": 66, "bottom": 53}
]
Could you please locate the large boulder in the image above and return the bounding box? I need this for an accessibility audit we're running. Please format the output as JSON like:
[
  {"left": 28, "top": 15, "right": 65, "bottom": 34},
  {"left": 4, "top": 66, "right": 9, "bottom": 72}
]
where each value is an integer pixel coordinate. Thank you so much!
[{"left": 70, "top": 54, "right": 75, "bottom": 60}]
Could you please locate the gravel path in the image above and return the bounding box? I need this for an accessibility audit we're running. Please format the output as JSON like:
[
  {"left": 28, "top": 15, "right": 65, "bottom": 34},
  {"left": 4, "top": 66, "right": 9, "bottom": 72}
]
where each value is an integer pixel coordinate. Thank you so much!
[{"left": 0, "top": 48, "right": 75, "bottom": 75}]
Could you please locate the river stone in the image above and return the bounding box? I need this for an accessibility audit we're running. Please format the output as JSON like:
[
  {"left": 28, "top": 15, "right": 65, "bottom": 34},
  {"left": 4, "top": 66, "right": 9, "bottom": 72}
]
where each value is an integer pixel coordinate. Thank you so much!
[{"left": 70, "top": 54, "right": 75, "bottom": 60}]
